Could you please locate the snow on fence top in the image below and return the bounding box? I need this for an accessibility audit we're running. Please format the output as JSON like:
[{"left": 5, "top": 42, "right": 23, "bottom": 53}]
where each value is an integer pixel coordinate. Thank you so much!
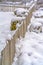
[
  {"left": 11, "top": 17, "right": 25, "bottom": 21},
  {"left": 14, "top": 8, "right": 29, "bottom": 13}
]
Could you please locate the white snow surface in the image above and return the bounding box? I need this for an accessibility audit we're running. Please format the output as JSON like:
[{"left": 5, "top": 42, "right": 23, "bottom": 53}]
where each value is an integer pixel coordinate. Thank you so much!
[
  {"left": 12, "top": 9, "right": 43, "bottom": 65},
  {"left": 12, "top": 31, "right": 43, "bottom": 65}
]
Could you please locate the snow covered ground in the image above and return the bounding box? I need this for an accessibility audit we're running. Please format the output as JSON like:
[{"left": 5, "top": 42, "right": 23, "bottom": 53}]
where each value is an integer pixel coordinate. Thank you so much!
[
  {"left": 0, "top": 11, "right": 26, "bottom": 54},
  {"left": 0, "top": 7, "right": 43, "bottom": 65},
  {"left": 0, "top": 12, "right": 14, "bottom": 60},
  {"left": 12, "top": 8, "right": 43, "bottom": 65},
  {"left": 0, "top": 12, "right": 15, "bottom": 55},
  {"left": 12, "top": 29, "right": 43, "bottom": 65}
]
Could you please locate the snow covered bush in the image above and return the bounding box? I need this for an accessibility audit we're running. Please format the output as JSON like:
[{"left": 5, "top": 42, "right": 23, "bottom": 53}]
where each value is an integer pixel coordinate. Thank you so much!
[
  {"left": 33, "top": 9, "right": 43, "bottom": 18},
  {"left": 14, "top": 8, "right": 28, "bottom": 17},
  {"left": 10, "top": 19, "right": 20, "bottom": 31},
  {"left": 10, "top": 20, "right": 17, "bottom": 31},
  {"left": 10, "top": 18, "right": 23, "bottom": 31},
  {"left": 28, "top": 22, "right": 42, "bottom": 33}
]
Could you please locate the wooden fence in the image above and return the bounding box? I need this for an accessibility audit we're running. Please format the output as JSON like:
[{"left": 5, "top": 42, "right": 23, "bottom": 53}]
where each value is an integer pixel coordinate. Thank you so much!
[{"left": 0, "top": 3, "right": 35, "bottom": 65}]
